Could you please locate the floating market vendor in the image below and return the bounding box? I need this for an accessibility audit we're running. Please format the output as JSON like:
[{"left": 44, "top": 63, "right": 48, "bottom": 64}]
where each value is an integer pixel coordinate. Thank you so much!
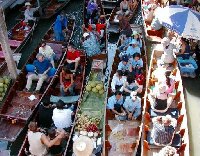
[
  {"left": 24, "top": 2, "right": 39, "bottom": 26},
  {"left": 82, "top": 32, "right": 101, "bottom": 57}
]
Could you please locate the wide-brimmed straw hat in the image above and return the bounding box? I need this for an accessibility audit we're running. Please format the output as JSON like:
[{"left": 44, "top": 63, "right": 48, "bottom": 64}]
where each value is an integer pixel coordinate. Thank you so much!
[
  {"left": 25, "top": 2, "right": 31, "bottom": 6},
  {"left": 73, "top": 136, "right": 93, "bottom": 156},
  {"left": 83, "top": 32, "right": 89, "bottom": 38}
]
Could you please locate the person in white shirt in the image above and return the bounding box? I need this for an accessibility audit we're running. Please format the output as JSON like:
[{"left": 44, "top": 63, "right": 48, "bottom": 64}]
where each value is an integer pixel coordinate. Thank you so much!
[
  {"left": 39, "top": 42, "right": 55, "bottom": 68},
  {"left": 111, "top": 70, "right": 127, "bottom": 93},
  {"left": 27, "top": 122, "right": 65, "bottom": 156},
  {"left": 24, "top": 2, "right": 39, "bottom": 25},
  {"left": 52, "top": 100, "right": 73, "bottom": 130}
]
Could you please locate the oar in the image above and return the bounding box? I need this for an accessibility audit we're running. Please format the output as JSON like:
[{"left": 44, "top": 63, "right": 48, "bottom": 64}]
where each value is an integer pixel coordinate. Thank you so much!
[{"left": 37, "top": 0, "right": 43, "bottom": 16}]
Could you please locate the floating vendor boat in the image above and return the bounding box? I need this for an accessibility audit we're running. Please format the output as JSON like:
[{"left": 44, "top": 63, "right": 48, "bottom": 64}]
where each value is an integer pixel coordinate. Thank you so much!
[
  {"left": 141, "top": 43, "right": 190, "bottom": 155},
  {"left": 0, "top": 19, "right": 38, "bottom": 75},
  {"left": 0, "top": 17, "right": 75, "bottom": 145}
]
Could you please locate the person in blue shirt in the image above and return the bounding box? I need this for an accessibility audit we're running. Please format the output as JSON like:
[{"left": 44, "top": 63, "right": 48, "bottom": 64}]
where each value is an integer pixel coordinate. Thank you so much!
[
  {"left": 126, "top": 39, "right": 141, "bottom": 57},
  {"left": 130, "top": 53, "right": 143, "bottom": 75},
  {"left": 25, "top": 53, "right": 52, "bottom": 93},
  {"left": 132, "top": 31, "right": 142, "bottom": 48},
  {"left": 118, "top": 55, "right": 131, "bottom": 76},
  {"left": 106, "top": 91, "right": 126, "bottom": 120},
  {"left": 123, "top": 91, "right": 141, "bottom": 120},
  {"left": 53, "top": 15, "right": 65, "bottom": 41}
]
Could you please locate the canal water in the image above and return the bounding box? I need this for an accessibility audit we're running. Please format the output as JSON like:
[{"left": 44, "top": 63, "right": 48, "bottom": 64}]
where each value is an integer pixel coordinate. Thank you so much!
[{"left": 4, "top": 0, "right": 200, "bottom": 155}]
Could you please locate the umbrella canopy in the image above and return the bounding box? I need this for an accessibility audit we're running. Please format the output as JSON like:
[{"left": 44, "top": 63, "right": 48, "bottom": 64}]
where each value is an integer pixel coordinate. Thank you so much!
[{"left": 156, "top": 5, "right": 200, "bottom": 40}]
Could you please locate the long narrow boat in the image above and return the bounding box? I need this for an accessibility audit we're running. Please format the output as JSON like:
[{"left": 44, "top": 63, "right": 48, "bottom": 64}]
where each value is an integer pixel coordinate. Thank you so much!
[
  {"left": 62, "top": 0, "right": 109, "bottom": 155},
  {"left": 103, "top": 24, "right": 148, "bottom": 155},
  {"left": 17, "top": 49, "right": 86, "bottom": 156},
  {"left": 141, "top": 44, "right": 190, "bottom": 155},
  {"left": 40, "top": 0, "right": 71, "bottom": 19},
  {"left": 0, "top": 19, "right": 37, "bottom": 75},
  {"left": 0, "top": 17, "right": 75, "bottom": 143}
]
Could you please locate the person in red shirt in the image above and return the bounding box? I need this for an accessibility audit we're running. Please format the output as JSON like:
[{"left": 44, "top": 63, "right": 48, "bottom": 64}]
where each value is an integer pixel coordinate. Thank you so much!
[{"left": 65, "top": 43, "right": 80, "bottom": 72}]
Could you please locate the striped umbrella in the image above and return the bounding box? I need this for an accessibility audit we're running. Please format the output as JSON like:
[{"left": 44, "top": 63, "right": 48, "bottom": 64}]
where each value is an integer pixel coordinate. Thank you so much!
[{"left": 156, "top": 5, "right": 200, "bottom": 40}]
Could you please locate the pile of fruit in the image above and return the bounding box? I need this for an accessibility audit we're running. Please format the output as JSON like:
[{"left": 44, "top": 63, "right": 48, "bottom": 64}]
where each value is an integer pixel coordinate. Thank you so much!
[
  {"left": 75, "top": 114, "right": 101, "bottom": 132},
  {"left": 86, "top": 81, "right": 104, "bottom": 95},
  {"left": 0, "top": 76, "right": 11, "bottom": 101}
]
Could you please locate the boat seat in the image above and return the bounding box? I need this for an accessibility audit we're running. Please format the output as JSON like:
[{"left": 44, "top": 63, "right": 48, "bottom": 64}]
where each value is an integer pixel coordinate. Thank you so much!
[
  {"left": 8, "top": 39, "right": 22, "bottom": 48},
  {"left": 147, "top": 131, "right": 182, "bottom": 148},
  {"left": 50, "top": 95, "right": 80, "bottom": 104},
  {"left": 147, "top": 28, "right": 163, "bottom": 38},
  {"left": 149, "top": 108, "right": 179, "bottom": 119}
]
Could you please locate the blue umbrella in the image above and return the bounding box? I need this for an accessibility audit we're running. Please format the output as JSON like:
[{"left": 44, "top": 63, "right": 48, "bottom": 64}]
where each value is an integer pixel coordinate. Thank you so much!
[{"left": 156, "top": 5, "right": 200, "bottom": 40}]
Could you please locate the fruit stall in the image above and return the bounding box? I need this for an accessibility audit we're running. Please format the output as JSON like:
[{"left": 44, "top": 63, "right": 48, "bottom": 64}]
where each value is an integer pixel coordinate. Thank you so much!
[
  {"left": 0, "top": 76, "right": 12, "bottom": 103},
  {"left": 73, "top": 59, "right": 106, "bottom": 154}
]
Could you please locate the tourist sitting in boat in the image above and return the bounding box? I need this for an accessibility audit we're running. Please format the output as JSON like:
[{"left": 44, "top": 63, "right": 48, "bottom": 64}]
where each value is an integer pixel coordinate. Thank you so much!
[
  {"left": 82, "top": 32, "right": 101, "bottom": 57},
  {"left": 158, "top": 146, "right": 178, "bottom": 156},
  {"left": 151, "top": 115, "right": 177, "bottom": 146},
  {"left": 117, "top": 0, "right": 131, "bottom": 15},
  {"left": 123, "top": 74, "right": 142, "bottom": 95},
  {"left": 38, "top": 97, "right": 53, "bottom": 129},
  {"left": 148, "top": 81, "right": 175, "bottom": 113},
  {"left": 52, "top": 100, "right": 73, "bottom": 131},
  {"left": 27, "top": 122, "right": 65, "bottom": 156},
  {"left": 111, "top": 70, "right": 127, "bottom": 93},
  {"left": 129, "top": 0, "right": 138, "bottom": 12},
  {"left": 123, "top": 91, "right": 141, "bottom": 120},
  {"left": 126, "top": 39, "right": 141, "bottom": 57},
  {"left": 132, "top": 31, "right": 142, "bottom": 48},
  {"left": 176, "top": 37, "right": 191, "bottom": 60},
  {"left": 65, "top": 43, "right": 80, "bottom": 72},
  {"left": 129, "top": 53, "right": 143, "bottom": 75},
  {"left": 53, "top": 15, "right": 66, "bottom": 41},
  {"left": 106, "top": 91, "right": 127, "bottom": 120},
  {"left": 39, "top": 42, "right": 55, "bottom": 68},
  {"left": 24, "top": 2, "right": 39, "bottom": 26},
  {"left": 83, "top": 24, "right": 101, "bottom": 44},
  {"left": 160, "top": 37, "right": 176, "bottom": 64},
  {"left": 60, "top": 65, "right": 75, "bottom": 96},
  {"left": 24, "top": 53, "right": 52, "bottom": 93},
  {"left": 47, "top": 128, "right": 66, "bottom": 156},
  {"left": 118, "top": 55, "right": 131, "bottom": 76},
  {"left": 118, "top": 13, "right": 133, "bottom": 37},
  {"left": 118, "top": 35, "right": 132, "bottom": 53}
]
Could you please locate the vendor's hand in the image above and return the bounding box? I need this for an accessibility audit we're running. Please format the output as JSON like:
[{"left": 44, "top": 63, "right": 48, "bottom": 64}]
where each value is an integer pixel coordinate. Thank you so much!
[
  {"left": 82, "top": 24, "right": 85, "bottom": 29},
  {"left": 128, "top": 113, "right": 132, "bottom": 120}
]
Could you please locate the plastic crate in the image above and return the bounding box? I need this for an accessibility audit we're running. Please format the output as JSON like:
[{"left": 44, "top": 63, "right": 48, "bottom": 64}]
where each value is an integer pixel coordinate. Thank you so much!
[{"left": 177, "top": 56, "right": 198, "bottom": 74}]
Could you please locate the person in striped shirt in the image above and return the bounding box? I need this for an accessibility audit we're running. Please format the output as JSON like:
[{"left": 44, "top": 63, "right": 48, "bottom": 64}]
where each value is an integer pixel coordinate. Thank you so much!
[{"left": 151, "top": 115, "right": 177, "bottom": 146}]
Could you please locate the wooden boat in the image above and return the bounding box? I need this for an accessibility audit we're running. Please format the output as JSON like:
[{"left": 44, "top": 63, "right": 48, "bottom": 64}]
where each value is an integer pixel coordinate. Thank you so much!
[
  {"left": 40, "top": 0, "right": 71, "bottom": 19},
  {"left": 103, "top": 24, "right": 148, "bottom": 155},
  {"left": 0, "top": 17, "right": 75, "bottom": 143},
  {"left": 0, "top": 20, "right": 37, "bottom": 75},
  {"left": 141, "top": 44, "right": 189, "bottom": 155},
  {"left": 17, "top": 49, "right": 86, "bottom": 156}
]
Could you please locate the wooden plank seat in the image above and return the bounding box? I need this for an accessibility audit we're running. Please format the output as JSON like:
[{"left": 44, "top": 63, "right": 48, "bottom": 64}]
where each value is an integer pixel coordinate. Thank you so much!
[
  {"left": 8, "top": 39, "right": 22, "bottom": 48},
  {"left": 147, "top": 131, "right": 182, "bottom": 148},
  {"left": 149, "top": 108, "right": 179, "bottom": 119}
]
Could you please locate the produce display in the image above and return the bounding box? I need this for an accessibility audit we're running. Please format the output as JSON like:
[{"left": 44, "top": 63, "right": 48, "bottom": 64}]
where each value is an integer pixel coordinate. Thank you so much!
[
  {"left": 75, "top": 114, "right": 101, "bottom": 133},
  {"left": 0, "top": 76, "right": 11, "bottom": 101},
  {"left": 86, "top": 80, "right": 104, "bottom": 95}
]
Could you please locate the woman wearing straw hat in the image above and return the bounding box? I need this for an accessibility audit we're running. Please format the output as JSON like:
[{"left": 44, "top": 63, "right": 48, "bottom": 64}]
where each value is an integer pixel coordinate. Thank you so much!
[
  {"left": 73, "top": 136, "right": 94, "bottom": 156},
  {"left": 24, "top": 2, "right": 39, "bottom": 26}
]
